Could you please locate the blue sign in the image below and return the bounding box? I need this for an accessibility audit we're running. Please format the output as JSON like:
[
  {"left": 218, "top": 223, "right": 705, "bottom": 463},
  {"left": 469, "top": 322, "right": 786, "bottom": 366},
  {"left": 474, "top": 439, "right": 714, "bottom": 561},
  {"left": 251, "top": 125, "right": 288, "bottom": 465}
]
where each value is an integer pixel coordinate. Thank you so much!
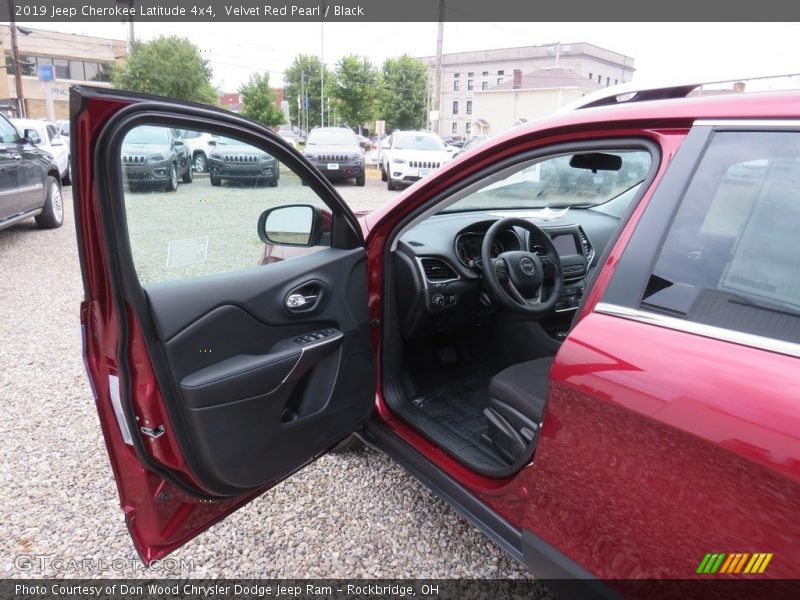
[
  {"left": 305, "top": 96, "right": 310, "bottom": 109},
  {"left": 37, "top": 65, "right": 54, "bottom": 82}
]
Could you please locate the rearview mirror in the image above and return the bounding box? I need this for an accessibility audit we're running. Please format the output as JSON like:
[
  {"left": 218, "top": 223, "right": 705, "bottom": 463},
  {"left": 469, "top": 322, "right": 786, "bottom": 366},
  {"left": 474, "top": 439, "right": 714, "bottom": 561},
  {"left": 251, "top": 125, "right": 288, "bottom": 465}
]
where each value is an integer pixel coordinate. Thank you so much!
[
  {"left": 380, "top": 140, "right": 390, "bottom": 150},
  {"left": 257, "top": 204, "right": 323, "bottom": 247},
  {"left": 569, "top": 152, "right": 622, "bottom": 172}
]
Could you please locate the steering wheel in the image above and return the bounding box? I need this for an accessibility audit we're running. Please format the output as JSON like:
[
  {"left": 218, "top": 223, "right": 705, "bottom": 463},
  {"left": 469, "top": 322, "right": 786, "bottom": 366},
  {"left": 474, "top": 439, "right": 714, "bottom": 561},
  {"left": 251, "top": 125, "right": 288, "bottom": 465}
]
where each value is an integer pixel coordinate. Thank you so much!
[{"left": 481, "top": 217, "right": 563, "bottom": 315}]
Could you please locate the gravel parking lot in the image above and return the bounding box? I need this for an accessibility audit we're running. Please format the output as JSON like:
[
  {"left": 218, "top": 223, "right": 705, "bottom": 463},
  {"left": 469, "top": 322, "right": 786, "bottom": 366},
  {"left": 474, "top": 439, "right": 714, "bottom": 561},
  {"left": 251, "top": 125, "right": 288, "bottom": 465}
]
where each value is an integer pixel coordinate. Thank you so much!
[{"left": 0, "top": 178, "right": 531, "bottom": 579}]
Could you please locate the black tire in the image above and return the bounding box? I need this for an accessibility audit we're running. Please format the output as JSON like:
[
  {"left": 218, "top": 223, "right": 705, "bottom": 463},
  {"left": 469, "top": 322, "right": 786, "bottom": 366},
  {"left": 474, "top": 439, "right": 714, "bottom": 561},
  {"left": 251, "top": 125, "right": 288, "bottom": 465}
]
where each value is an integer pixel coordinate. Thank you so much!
[
  {"left": 387, "top": 176, "right": 396, "bottom": 191},
  {"left": 181, "top": 161, "right": 193, "bottom": 184},
  {"left": 193, "top": 152, "right": 207, "bottom": 173},
  {"left": 210, "top": 174, "right": 221, "bottom": 186},
  {"left": 165, "top": 163, "right": 179, "bottom": 192},
  {"left": 61, "top": 159, "right": 72, "bottom": 186},
  {"left": 380, "top": 163, "right": 387, "bottom": 181},
  {"left": 35, "top": 175, "right": 64, "bottom": 229},
  {"left": 356, "top": 173, "right": 365, "bottom": 187},
  {"left": 269, "top": 177, "right": 278, "bottom": 187}
]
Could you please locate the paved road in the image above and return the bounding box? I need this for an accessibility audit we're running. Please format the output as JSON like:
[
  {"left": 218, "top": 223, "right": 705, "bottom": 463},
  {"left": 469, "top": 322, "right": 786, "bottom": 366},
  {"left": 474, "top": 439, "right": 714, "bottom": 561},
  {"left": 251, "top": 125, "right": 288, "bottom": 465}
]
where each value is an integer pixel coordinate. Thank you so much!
[{"left": 0, "top": 184, "right": 530, "bottom": 579}]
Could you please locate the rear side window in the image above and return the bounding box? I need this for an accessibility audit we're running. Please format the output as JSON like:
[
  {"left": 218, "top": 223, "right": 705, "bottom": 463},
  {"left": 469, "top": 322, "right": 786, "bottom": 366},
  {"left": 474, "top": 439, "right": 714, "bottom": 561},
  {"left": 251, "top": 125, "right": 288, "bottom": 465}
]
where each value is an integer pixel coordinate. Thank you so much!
[{"left": 641, "top": 131, "right": 800, "bottom": 343}]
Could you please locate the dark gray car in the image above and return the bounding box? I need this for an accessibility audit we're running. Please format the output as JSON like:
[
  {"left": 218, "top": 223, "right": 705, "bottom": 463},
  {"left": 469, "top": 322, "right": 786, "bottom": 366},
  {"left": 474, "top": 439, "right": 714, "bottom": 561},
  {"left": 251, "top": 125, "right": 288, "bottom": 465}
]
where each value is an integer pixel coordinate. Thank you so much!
[
  {"left": 303, "top": 127, "right": 365, "bottom": 186},
  {"left": 121, "top": 126, "right": 192, "bottom": 192},
  {"left": 0, "top": 113, "right": 63, "bottom": 231}
]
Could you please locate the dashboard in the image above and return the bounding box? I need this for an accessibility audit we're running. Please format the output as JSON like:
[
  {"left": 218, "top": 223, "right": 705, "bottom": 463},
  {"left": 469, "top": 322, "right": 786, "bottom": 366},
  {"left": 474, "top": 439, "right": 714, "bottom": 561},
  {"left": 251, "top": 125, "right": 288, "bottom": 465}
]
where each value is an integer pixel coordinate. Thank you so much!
[{"left": 392, "top": 208, "right": 620, "bottom": 339}]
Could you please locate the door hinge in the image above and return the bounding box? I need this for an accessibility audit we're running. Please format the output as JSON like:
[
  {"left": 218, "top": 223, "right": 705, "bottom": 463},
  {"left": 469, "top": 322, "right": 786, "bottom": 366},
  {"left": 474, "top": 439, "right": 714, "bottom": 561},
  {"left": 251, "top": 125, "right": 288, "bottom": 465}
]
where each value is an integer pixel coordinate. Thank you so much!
[{"left": 140, "top": 424, "right": 165, "bottom": 439}]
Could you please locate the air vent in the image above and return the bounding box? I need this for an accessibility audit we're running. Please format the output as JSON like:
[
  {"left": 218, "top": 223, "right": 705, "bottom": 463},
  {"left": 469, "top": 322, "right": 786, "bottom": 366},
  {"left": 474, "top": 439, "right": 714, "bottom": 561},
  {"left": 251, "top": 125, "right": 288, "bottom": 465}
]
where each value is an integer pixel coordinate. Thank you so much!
[
  {"left": 408, "top": 241, "right": 424, "bottom": 247},
  {"left": 529, "top": 236, "right": 548, "bottom": 256},
  {"left": 420, "top": 258, "right": 457, "bottom": 281},
  {"left": 577, "top": 227, "right": 594, "bottom": 261}
]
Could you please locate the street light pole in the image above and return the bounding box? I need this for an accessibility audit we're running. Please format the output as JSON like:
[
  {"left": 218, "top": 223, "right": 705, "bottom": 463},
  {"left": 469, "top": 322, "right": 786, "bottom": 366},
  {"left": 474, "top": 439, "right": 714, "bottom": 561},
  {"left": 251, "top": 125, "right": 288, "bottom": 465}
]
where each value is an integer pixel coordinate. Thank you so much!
[{"left": 8, "top": 0, "right": 26, "bottom": 117}]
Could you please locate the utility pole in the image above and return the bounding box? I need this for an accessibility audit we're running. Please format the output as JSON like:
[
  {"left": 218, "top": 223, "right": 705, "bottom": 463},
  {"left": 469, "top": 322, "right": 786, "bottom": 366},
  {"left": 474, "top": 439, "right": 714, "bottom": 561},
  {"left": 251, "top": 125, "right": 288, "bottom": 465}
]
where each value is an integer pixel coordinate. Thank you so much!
[
  {"left": 320, "top": 3, "right": 325, "bottom": 128},
  {"left": 128, "top": 5, "right": 135, "bottom": 54},
  {"left": 8, "top": 0, "right": 25, "bottom": 117},
  {"left": 432, "top": 0, "right": 445, "bottom": 136}
]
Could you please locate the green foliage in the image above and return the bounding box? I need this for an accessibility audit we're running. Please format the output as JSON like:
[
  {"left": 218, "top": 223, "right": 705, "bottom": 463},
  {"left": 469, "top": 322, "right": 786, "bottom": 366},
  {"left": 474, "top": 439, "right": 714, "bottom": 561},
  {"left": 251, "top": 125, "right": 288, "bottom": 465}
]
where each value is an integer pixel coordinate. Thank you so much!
[
  {"left": 380, "top": 55, "right": 428, "bottom": 131},
  {"left": 284, "top": 54, "right": 334, "bottom": 130},
  {"left": 111, "top": 36, "right": 217, "bottom": 105},
  {"left": 332, "top": 55, "right": 379, "bottom": 132},
  {"left": 239, "top": 73, "right": 285, "bottom": 128}
]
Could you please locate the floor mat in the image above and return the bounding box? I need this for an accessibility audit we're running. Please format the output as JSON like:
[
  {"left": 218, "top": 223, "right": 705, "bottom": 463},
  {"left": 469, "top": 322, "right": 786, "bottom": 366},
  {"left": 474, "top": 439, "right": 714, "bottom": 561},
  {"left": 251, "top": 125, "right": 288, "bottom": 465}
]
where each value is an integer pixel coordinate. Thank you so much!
[{"left": 410, "top": 372, "right": 491, "bottom": 448}]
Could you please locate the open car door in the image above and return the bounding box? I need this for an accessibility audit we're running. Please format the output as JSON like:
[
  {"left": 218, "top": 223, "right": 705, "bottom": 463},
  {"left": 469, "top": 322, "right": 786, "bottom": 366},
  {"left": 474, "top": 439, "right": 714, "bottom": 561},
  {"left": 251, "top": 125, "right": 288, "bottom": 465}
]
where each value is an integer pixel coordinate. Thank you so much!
[{"left": 72, "top": 87, "right": 375, "bottom": 562}]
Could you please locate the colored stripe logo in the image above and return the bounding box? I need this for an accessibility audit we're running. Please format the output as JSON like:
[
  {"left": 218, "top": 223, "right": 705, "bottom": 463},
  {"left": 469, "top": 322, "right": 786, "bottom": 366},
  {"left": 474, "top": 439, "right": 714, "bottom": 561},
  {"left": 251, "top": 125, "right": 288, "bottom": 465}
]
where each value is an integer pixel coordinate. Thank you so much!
[{"left": 697, "top": 553, "right": 773, "bottom": 574}]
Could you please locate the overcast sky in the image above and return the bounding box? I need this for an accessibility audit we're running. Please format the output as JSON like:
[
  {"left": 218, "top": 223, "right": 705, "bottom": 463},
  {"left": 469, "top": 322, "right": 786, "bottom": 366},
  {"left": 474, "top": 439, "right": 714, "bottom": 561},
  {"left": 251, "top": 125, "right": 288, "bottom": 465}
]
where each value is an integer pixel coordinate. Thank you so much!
[{"left": 18, "top": 21, "right": 800, "bottom": 92}]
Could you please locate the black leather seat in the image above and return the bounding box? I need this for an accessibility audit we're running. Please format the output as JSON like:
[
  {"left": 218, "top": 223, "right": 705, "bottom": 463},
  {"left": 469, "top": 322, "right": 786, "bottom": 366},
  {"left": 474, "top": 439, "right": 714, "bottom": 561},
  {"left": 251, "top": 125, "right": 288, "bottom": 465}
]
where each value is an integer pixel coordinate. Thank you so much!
[
  {"left": 482, "top": 357, "right": 553, "bottom": 464},
  {"left": 488, "top": 357, "right": 553, "bottom": 424}
]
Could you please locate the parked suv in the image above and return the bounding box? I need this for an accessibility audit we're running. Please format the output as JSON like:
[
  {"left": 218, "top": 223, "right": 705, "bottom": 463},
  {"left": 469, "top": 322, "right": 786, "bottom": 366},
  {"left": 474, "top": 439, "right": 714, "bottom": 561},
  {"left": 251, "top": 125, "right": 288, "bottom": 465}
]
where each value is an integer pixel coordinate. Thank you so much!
[
  {"left": 207, "top": 136, "right": 279, "bottom": 187},
  {"left": 303, "top": 127, "right": 365, "bottom": 186},
  {"left": 0, "top": 113, "right": 63, "bottom": 231},
  {"left": 182, "top": 129, "right": 217, "bottom": 173},
  {"left": 121, "top": 126, "right": 192, "bottom": 192},
  {"left": 380, "top": 130, "right": 452, "bottom": 190}
]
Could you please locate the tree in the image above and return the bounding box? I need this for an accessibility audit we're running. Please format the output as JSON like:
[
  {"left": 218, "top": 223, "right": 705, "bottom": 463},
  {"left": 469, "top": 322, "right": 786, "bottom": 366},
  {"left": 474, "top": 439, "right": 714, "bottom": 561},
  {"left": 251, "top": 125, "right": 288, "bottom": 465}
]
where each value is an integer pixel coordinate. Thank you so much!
[
  {"left": 284, "top": 54, "right": 334, "bottom": 131},
  {"left": 111, "top": 36, "right": 217, "bottom": 105},
  {"left": 239, "top": 73, "right": 285, "bottom": 128},
  {"left": 380, "top": 55, "right": 427, "bottom": 131},
  {"left": 332, "top": 55, "right": 379, "bottom": 133}
]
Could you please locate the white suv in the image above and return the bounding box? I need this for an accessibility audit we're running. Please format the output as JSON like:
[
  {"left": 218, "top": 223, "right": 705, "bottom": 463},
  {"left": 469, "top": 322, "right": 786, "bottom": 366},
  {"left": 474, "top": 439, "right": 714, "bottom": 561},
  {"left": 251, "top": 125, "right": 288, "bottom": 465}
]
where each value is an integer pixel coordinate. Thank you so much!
[
  {"left": 380, "top": 130, "right": 452, "bottom": 190},
  {"left": 183, "top": 130, "right": 218, "bottom": 172}
]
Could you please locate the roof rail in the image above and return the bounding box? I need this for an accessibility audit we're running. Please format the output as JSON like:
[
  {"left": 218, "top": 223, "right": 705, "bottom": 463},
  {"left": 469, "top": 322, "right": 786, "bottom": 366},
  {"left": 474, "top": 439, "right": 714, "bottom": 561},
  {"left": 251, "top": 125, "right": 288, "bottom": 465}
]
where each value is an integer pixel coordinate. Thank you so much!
[{"left": 559, "top": 72, "right": 800, "bottom": 112}]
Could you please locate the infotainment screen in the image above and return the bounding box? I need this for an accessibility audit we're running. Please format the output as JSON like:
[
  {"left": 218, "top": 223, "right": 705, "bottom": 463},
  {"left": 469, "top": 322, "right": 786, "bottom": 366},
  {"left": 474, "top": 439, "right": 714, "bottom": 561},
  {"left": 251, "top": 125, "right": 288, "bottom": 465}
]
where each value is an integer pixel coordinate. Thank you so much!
[{"left": 552, "top": 234, "right": 578, "bottom": 256}]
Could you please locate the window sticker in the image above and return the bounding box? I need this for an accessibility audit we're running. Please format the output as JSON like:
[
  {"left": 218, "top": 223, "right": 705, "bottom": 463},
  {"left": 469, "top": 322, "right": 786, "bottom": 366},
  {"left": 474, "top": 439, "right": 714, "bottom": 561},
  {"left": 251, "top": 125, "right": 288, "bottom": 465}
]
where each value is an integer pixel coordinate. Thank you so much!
[{"left": 167, "top": 236, "right": 209, "bottom": 268}]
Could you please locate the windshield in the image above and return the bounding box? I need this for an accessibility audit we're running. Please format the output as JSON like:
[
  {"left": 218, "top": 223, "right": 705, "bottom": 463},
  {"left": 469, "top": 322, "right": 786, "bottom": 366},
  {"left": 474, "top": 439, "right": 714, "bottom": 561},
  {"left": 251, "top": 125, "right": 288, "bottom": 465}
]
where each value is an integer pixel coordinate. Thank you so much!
[
  {"left": 307, "top": 130, "right": 356, "bottom": 145},
  {"left": 393, "top": 133, "right": 445, "bottom": 151},
  {"left": 443, "top": 150, "right": 652, "bottom": 212},
  {"left": 124, "top": 126, "right": 169, "bottom": 145}
]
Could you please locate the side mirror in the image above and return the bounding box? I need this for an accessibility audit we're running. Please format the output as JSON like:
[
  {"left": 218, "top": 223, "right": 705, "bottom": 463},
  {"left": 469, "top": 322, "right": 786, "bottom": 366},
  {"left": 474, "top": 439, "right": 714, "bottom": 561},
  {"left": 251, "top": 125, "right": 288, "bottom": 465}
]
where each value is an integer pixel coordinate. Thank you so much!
[
  {"left": 380, "top": 140, "right": 390, "bottom": 150},
  {"left": 23, "top": 129, "right": 41, "bottom": 145},
  {"left": 51, "top": 137, "right": 65, "bottom": 147},
  {"left": 257, "top": 204, "right": 323, "bottom": 247}
]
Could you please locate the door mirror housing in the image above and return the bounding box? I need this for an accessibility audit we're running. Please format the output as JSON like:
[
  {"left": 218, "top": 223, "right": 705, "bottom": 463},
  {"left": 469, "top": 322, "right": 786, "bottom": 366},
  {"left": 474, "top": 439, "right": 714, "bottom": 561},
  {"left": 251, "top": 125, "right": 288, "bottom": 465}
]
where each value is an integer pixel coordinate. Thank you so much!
[
  {"left": 23, "top": 129, "right": 42, "bottom": 145},
  {"left": 257, "top": 204, "right": 323, "bottom": 247},
  {"left": 51, "top": 137, "right": 65, "bottom": 147},
  {"left": 380, "top": 139, "right": 390, "bottom": 150}
]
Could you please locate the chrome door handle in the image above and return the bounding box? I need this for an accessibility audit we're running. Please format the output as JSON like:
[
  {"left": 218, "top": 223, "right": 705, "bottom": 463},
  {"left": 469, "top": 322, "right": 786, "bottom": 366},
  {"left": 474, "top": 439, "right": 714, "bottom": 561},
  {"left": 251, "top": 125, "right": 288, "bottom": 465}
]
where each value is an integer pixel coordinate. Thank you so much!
[{"left": 286, "top": 293, "right": 318, "bottom": 310}]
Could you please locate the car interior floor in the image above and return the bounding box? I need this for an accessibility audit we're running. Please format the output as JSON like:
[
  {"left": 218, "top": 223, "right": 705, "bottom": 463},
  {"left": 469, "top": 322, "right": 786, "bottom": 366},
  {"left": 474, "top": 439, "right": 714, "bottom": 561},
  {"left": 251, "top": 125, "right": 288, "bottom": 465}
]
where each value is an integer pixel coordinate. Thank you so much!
[{"left": 388, "top": 321, "right": 557, "bottom": 475}]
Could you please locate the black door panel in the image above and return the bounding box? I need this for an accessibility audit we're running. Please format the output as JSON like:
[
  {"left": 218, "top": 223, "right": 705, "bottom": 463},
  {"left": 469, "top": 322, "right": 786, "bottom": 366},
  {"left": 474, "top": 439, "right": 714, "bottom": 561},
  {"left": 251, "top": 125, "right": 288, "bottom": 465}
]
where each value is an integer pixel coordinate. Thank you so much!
[
  {"left": 140, "top": 248, "right": 374, "bottom": 493},
  {"left": 145, "top": 248, "right": 368, "bottom": 341},
  {"left": 183, "top": 332, "right": 373, "bottom": 489}
]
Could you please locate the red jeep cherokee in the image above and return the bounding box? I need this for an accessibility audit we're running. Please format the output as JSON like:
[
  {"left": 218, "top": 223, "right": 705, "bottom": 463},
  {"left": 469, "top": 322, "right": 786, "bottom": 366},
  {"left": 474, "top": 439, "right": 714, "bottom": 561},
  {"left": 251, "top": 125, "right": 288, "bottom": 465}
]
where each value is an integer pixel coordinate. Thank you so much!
[{"left": 73, "top": 84, "right": 799, "bottom": 588}]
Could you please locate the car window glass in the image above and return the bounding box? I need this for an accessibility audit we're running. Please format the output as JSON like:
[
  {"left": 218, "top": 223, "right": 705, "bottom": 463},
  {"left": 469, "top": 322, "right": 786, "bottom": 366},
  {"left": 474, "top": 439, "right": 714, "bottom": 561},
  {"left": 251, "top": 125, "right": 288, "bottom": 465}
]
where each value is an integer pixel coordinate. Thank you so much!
[
  {"left": 641, "top": 131, "right": 800, "bottom": 344},
  {"left": 442, "top": 149, "right": 651, "bottom": 212},
  {"left": 0, "top": 117, "right": 18, "bottom": 143},
  {"left": 120, "top": 124, "right": 330, "bottom": 285},
  {"left": 47, "top": 125, "right": 58, "bottom": 143}
]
